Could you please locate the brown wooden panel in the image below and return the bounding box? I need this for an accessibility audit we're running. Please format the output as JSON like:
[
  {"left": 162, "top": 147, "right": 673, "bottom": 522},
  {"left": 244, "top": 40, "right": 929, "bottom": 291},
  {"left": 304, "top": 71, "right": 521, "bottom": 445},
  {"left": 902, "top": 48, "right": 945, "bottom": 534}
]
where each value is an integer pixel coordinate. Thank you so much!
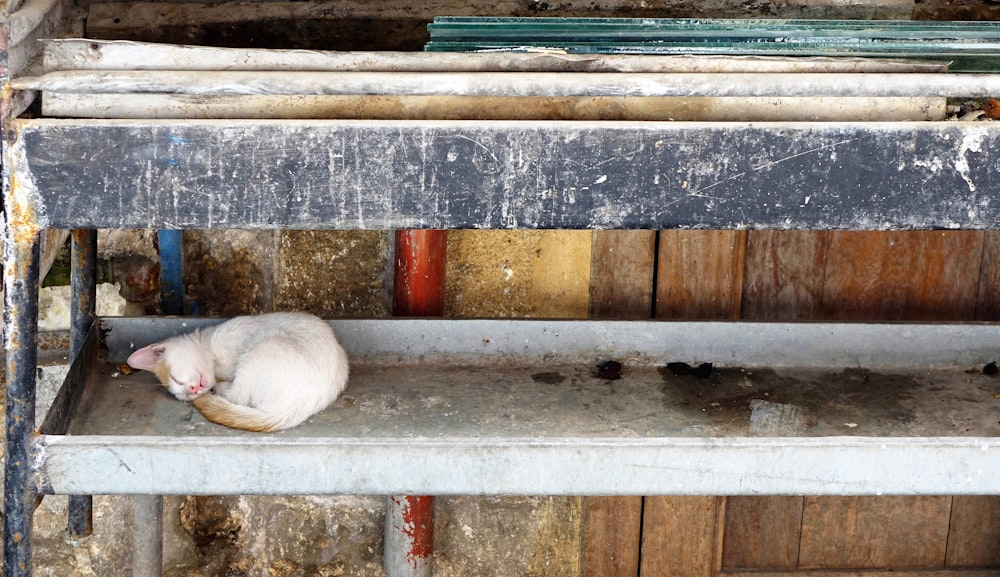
[
  {"left": 946, "top": 496, "right": 1000, "bottom": 567},
  {"left": 656, "top": 230, "right": 747, "bottom": 320},
  {"left": 590, "top": 230, "right": 657, "bottom": 319},
  {"left": 974, "top": 230, "right": 1000, "bottom": 321},
  {"left": 798, "top": 496, "right": 951, "bottom": 569},
  {"left": 582, "top": 230, "right": 654, "bottom": 577},
  {"left": 582, "top": 497, "right": 643, "bottom": 577},
  {"left": 741, "top": 230, "right": 828, "bottom": 321},
  {"left": 641, "top": 497, "right": 723, "bottom": 577},
  {"left": 722, "top": 496, "right": 803, "bottom": 570},
  {"left": 730, "top": 232, "right": 818, "bottom": 573},
  {"left": 820, "top": 231, "right": 984, "bottom": 321}
]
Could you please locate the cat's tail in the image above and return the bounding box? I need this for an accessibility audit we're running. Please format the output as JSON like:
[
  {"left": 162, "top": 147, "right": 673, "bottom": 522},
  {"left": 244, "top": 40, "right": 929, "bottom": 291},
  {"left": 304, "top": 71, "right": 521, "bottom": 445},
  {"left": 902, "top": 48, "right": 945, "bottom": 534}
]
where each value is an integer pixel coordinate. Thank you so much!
[{"left": 191, "top": 395, "right": 288, "bottom": 432}]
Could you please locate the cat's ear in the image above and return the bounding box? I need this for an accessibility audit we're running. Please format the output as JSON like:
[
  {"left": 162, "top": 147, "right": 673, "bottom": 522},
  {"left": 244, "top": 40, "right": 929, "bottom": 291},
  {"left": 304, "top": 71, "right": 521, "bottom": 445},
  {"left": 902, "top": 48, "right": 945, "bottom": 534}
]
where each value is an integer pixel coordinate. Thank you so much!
[{"left": 127, "top": 344, "right": 165, "bottom": 371}]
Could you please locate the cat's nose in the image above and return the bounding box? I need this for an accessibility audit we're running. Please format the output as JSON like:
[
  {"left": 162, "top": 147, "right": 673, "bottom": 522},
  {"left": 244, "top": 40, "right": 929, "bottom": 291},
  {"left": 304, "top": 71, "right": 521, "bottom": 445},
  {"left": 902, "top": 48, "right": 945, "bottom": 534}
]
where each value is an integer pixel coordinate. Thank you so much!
[{"left": 188, "top": 384, "right": 200, "bottom": 394}]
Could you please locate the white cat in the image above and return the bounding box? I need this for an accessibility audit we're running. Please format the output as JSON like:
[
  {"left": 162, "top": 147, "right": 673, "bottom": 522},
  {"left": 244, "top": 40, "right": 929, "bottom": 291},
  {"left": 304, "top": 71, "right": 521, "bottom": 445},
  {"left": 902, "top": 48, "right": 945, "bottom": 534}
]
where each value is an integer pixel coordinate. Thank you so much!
[{"left": 126, "top": 312, "right": 349, "bottom": 432}]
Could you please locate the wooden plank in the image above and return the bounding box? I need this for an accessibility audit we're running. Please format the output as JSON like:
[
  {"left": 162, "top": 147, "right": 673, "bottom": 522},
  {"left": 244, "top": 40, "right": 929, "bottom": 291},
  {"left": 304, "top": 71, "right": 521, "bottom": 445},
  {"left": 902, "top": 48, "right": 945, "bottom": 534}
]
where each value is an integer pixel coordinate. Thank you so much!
[
  {"left": 722, "top": 571, "right": 1000, "bottom": 577},
  {"left": 581, "top": 497, "right": 642, "bottom": 577},
  {"left": 974, "top": 230, "right": 1000, "bottom": 321},
  {"left": 581, "top": 229, "right": 654, "bottom": 577},
  {"left": 741, "top": 231, "right": 828, "bottom": 320},
  {"left": 590, "top": 230, "right": 656, "bottom": 319},
  {"left": 14, "top": 120, "right": 1000, "bottom": 231},
  {"left": 798, "top": 496, "right": 952, "bottom": 569},
  {"left": 820, "top": 231, "right": 984, "bottom": 321},
  {"left": 656, "top": 230, "right": 746, "bottom": 319},
  {"left": 640, "top": 497, "right": 723, "bottom": 577},
  {"left": 721, "top": 496, "right": 803, "bottom": 570},
  {"left": 945, "top": 496, "right": 1000, "bottom": 567}
]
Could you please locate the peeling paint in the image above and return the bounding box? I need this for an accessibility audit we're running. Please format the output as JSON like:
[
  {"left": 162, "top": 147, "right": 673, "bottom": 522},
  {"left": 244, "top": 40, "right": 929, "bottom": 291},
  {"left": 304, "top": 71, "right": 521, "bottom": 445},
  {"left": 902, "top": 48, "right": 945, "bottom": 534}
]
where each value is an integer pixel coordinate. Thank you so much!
[{"left": 954, "top": 125, "right": 989, "bottom": 194}]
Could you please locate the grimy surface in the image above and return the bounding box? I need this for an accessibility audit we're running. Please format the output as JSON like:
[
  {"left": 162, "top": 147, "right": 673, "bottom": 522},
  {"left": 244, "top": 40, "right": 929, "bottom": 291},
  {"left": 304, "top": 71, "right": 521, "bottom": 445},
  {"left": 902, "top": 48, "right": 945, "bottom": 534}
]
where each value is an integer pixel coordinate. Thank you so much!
[{"left": 11, "top": 119, "right": 1000, "bottom": 230}]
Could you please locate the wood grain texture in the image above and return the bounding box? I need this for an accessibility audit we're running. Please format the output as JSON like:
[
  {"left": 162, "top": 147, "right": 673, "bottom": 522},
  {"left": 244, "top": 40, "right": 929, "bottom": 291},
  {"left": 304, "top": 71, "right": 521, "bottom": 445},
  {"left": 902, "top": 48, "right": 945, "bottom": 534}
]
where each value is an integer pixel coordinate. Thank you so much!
[
  {"left": 590, "top": 230, "right": 656, "bottom": 319},
  {"left": 656, "top": 230, "right": 747, "bottom": 320},
  {"left": 798, "top": 496, "right": 952, "bottom": 569},
  {"left": 722, "top": 496, "right": 804, "bottom": 570},
  {"left": 741, "top": 230, "right": 828, "bottom": 321},
  {"left": 945, "top": 496, "right": 1000, "bottom": 567},
  {"left": 641, "top": 497, "right": 723, "bottom": 577},
  {"left": 974, "top": 230, "right": 1000, "bottom": 321},
  {"left": 582, "top": 230, "right": 654, "bottom": 577},
  {"left": 820, "top": 231, "right": 984, "bottom": 321},
  {"left": 581, "top": 497, "right": 642, "bottom": 577}
]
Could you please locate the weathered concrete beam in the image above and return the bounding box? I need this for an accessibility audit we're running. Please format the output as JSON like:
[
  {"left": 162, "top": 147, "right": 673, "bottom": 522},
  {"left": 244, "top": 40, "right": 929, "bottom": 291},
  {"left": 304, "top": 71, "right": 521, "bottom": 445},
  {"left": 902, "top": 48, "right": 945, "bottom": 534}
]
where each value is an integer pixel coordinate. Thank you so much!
[{"left": 10, "top": 119, "right": 1000, "bottom": 230}]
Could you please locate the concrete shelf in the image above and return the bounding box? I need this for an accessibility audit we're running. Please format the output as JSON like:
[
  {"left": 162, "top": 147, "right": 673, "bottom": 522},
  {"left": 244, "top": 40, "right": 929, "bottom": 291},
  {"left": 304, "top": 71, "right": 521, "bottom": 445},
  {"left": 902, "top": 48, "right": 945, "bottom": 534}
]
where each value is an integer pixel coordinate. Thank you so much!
[{"left": 34, "top": 317, "right": 1000, "bottom": 497}]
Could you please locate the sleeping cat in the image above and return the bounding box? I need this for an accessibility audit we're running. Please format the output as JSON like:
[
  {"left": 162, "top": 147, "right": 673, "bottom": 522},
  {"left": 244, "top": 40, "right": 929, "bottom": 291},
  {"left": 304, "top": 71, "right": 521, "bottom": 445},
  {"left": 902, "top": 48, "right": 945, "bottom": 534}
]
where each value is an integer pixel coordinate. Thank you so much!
[{"left": 126, "top": 312, "right": 349, "bottom": 432}]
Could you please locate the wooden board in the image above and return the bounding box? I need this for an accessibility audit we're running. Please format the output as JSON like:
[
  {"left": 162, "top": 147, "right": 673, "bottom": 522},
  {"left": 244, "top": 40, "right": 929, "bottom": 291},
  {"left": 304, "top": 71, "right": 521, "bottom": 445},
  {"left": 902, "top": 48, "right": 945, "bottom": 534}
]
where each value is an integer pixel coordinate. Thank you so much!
[
  {"left": 945, "top": 496, "right": 1000, "bottom": 568},
  {"left": 798, "top": 496, "right": 952, "bottom": 569},
  {"left": 741, "top": 230, "right": 828, "bottom": 320},
  {"left": 820, "top": 231, "right": 984, "bottom": 321},
  {"left": 721, "top": 497, "right": 803, "bottom": 570},
  {"left": 640, "top": 497, "right": 724, "bottom": 577},
  {"left": 656, "top": 230, "right": 746, "bottom": 319},
  {"left": 582, "top": 229, "right": 655, "bottom": 577}
]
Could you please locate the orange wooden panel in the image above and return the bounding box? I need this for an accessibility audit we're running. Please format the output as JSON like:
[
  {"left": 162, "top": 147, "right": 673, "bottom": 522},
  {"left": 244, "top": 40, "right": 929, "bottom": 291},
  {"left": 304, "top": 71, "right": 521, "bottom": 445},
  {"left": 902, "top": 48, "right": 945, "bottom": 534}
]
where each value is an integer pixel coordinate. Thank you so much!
[
  {"left": 798, "top": 496, "right": 951, "bottom": 569},
  {"left": 820, "top": 231, "right": 983, "bottom": 321},
  {"left": 641, "top": 497, "right": 723, "bottom": 577},
  {"left": 974, "top": 231, "right": 1000, "bottom": 321},
  {"left": 582, "top": 496, "right": 643, "bottom": 577},
  {"left": 656, "top": 230, "right": 746, "bottom": 320}
]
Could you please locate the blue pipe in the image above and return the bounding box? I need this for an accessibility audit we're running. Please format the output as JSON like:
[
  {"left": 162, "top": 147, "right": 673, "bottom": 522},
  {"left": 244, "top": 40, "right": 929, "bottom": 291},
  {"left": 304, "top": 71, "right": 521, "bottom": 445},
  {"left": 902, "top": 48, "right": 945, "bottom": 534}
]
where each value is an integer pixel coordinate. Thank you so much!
[{"left": 158, "top": 229, "right": 185, "bottom": 315}]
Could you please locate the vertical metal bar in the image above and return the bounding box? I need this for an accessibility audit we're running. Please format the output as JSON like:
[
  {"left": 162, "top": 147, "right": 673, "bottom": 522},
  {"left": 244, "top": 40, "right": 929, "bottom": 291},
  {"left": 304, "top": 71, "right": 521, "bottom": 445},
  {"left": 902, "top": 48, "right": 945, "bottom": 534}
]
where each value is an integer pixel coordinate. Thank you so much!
[
  {"left": 385, "top": 229, "right": 446, "bottom": 577},
  {"left": 3, "top": 232, "right": 41, "bottom": 577},
  {"left": 157, "top": 229, "right": 184, "bottom": 315},
  {"left": 67, "top": 229, "right": 97, "bottom": 537},
  {"left": 385, "top": 496, "right": 435, "bottom": 577},
  {"left": 131, "top": 495, "right": 163, "bottom": 577},
  {"left": 393, "top": 230, "right": 447, "bottom": 317}
]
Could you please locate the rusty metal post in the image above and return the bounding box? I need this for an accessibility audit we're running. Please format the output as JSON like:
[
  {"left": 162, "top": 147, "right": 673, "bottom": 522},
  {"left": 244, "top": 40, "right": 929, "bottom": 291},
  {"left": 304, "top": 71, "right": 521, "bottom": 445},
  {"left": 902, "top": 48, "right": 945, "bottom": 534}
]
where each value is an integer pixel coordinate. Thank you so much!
[
  {"left": 68, "top": 229, "right": 97, "bottom": 537},
  {"left": 3, "top": 232, "right": 41, "bottom": 577},
  {"left": 386, "top": 229, "right": 446, "bottom": 577}
]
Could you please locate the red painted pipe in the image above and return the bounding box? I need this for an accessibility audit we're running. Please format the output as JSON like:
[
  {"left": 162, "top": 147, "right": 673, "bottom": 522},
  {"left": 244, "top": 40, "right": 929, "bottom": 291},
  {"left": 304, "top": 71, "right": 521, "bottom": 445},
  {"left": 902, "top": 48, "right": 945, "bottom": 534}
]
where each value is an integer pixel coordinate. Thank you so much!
[
  {"left": 393, "top": 230, "right": 447, "bottom": 317},
  {"left": 387, "top": 229, "right": 446, "bottom": 576}
]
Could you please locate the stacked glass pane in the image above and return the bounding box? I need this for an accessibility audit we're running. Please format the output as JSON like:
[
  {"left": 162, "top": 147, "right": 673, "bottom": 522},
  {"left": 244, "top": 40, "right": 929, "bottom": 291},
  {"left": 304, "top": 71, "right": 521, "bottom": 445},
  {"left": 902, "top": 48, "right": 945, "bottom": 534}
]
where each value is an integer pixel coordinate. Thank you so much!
[{"left": 426, "top": 17, "right": 1000, "bottom": 72}]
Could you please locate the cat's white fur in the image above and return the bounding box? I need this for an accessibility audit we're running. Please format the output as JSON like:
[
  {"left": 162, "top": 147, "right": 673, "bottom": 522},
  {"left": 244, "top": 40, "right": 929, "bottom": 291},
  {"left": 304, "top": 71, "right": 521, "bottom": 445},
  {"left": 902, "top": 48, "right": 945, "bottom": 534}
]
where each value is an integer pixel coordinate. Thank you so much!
[{"left": 127, "top": 312, "right": 349, "bottom": 432}]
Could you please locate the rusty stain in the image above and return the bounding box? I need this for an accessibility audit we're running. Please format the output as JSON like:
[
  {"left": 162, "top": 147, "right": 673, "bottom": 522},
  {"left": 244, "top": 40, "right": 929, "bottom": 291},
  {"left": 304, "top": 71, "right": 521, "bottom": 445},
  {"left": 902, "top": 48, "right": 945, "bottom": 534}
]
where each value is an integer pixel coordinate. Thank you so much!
[{"left": 397, "top": 495, "right": 434, "bottom": 566}]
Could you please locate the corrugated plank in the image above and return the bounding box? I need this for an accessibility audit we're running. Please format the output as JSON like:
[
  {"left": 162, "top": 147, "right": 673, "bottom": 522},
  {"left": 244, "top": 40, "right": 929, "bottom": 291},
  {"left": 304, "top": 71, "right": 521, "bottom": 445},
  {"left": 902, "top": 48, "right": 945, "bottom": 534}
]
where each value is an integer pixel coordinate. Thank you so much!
[
  {"left": 640, "top": 497, "right": 723, "bottom": 577},
  {"left": 721, "top": 496, "right": 803, "bottom": 570},
  {"left": 13, "top": 120, "right": 1000, "bottom": 230},
  {"left": 945, "top": 496, "right": 1000, "bottom": 567},
  {"left": 798, "top": 496, "right": 951, "bottom": 569},
  {"left": 820, "top": 231, "right": 984, "bottom": 321},
  {"left": 656, "top": 230, "right": 746, "bottom": 319}
]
